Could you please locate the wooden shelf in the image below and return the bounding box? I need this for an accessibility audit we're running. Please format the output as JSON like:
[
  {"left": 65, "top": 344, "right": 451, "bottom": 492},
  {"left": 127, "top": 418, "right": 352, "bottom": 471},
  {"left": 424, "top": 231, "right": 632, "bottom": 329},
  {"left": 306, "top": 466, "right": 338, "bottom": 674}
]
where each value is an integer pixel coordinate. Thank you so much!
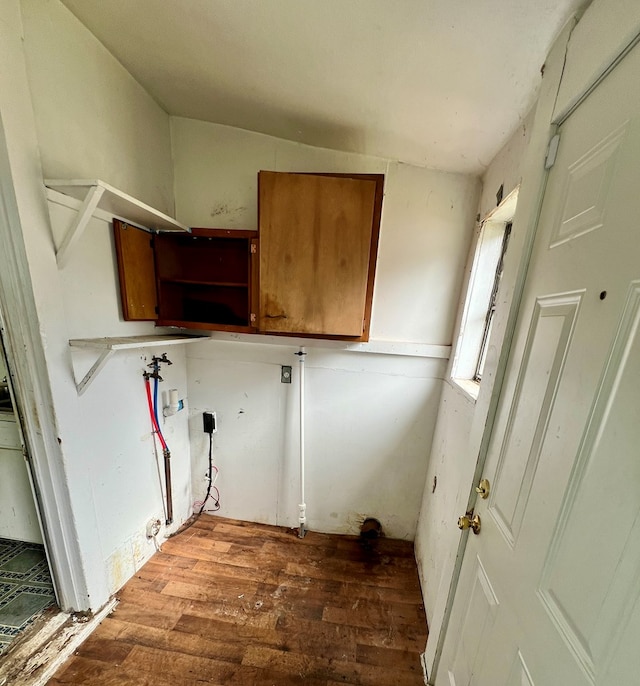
[
  {"left": 68, "top": 334, "right": 205, "bottom": 395},
  {"left": 160, "top": 278, "right": 248, "bottom": 288},
  {"left": 45, "top": 179, "right": 190, "bottom": 268},
  {"left": 156, "top": 320, "right": 253, "bottom": 334},
  {"left": 69, "top": 334, "right": 205, "bottom": 350}
]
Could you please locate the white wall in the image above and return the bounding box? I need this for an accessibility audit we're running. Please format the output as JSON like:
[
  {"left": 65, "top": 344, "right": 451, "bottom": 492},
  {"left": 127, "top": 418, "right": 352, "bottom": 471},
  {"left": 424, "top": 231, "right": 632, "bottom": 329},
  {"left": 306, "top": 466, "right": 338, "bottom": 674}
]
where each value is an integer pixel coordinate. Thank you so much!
[
  {"left": 20, "top": 0, "right": 174, "bottom": 214},
  {"left": 1, "top": 0, "right": 480, "bottom": 610},
  {"left": 414, "top": 108, "right": 534, "bottom": 653},
  {"left": 0, "top": 0, "right": 190, "bottom": 609},
  {"left": 172, "top": 118, "right": 480, "bottom": 538},
  {"left": 187, "top": 340, "right": 446, "bottom": 538}
]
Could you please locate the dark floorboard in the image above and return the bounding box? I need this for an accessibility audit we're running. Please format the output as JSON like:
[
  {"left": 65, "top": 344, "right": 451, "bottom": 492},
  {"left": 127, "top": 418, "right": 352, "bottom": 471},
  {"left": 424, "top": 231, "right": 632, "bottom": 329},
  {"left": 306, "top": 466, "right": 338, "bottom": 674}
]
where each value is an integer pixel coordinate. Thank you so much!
[{"left": 47, "top": 515, "right": 428, "bottom": 685}]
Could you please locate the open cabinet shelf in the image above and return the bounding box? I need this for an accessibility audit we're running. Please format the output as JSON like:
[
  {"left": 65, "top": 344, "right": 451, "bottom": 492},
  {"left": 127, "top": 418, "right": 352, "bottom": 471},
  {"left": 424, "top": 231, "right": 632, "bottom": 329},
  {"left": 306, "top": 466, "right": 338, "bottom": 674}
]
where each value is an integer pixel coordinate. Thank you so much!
[
  {"left": 160, "top": 278, "right": 249, "bottom": 288},
  {"left": 114, "top": 224, "right": 259, "bottom": 332}
]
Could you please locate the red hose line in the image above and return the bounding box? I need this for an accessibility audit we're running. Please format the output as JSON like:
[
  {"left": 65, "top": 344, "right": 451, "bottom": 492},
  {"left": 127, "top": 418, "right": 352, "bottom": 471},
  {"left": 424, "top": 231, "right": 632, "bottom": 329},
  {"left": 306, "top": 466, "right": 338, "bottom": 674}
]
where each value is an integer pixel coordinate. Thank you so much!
[{"left": 144, "top": 376, "right": 167, "bottom": 451}]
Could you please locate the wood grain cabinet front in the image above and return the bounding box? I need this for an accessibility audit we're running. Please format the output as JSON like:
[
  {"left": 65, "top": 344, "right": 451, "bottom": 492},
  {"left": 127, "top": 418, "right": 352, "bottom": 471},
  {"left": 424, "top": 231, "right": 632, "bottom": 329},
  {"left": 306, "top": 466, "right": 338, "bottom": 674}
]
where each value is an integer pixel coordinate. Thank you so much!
[
  {"left": 114, "top": 220, "right": 259, "bottom": 332},
  {"left": 258, "top": 171, "right": 384, "bottom": 340},
  {"left": 114, "top": 171, "right": 383, "bottom": 339}
]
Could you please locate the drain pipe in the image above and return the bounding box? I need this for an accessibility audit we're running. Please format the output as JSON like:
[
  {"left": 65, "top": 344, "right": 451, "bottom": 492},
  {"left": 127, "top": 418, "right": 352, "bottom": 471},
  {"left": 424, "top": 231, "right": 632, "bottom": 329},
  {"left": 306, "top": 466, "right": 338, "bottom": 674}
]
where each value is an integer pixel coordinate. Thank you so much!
[{"left": 295, "top": 347, "right": 307, "bottom": 538}]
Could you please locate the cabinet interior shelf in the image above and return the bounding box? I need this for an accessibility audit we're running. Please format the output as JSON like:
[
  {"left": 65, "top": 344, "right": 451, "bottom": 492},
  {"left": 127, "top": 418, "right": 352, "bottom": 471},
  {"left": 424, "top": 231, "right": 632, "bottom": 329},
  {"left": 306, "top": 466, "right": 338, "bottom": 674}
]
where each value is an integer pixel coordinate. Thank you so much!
[
  {"left": 69, "top": 334, "right": 205, "bottom": 395},
  {"left": 156, "top": 320, "right": 254, "bottom": 333},
  {"left": 45, "top": 179, "right": 190, "bottom": 268},
  {"left": 160, "top": 278, "right": 248, "bottom": 288}
]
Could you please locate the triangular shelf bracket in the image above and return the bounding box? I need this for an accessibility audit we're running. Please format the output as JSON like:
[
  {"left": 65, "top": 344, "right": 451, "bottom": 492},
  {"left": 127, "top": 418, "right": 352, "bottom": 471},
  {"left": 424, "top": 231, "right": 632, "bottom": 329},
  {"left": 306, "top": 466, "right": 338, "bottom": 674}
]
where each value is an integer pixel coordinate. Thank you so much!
[
  {"left": 45, "top": 179, "right": 190, "bottom": 268},
  {"left": 69, "top": 335, "right": 206, "bottom": 395}
]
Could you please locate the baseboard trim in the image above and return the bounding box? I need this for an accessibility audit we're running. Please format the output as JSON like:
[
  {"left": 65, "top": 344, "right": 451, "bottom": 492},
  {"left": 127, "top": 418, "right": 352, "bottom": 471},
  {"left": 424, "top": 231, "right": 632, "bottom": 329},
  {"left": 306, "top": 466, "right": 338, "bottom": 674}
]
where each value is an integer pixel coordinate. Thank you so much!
[
  {"left": 0, "top": 598, "right": 117, "bottom": 686},
  {"left": 421, "top": 651, "right": 430, "bottom": 684}
]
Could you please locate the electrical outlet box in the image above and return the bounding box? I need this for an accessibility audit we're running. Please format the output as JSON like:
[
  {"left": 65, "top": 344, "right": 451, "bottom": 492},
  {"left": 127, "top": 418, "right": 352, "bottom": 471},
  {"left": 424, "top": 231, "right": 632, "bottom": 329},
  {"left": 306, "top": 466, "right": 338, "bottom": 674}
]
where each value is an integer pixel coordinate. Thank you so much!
[
  {"left": 203, "top": 411, "right": 217, "bottom": 434},
  {"left": 281, "top": 365, "right": 292, "bottom": 383}
]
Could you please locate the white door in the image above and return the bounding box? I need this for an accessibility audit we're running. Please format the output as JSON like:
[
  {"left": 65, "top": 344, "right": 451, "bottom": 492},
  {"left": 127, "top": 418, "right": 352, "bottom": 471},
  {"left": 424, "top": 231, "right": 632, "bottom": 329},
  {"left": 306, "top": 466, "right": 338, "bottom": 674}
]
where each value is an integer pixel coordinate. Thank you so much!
[
  {"left": 0, "top": 414, "right": 43, "bottom": 543},
  {"left": 438, "top": 39, "right": 640, "bottom": 686}
]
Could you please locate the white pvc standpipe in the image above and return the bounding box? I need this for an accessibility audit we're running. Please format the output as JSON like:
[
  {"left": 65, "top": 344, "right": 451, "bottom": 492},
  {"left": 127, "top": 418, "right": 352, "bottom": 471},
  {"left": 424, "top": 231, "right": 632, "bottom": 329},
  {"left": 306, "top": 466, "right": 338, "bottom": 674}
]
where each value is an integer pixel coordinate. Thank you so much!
[{"left": 297, "top": 347, "right": 307, "bottom": 538}]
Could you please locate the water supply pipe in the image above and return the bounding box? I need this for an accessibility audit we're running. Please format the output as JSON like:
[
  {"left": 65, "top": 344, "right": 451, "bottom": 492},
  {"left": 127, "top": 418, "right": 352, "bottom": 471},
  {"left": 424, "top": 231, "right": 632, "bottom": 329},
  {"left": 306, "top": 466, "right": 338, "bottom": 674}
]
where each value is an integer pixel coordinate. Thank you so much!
[
  {"left": 295, "top": 347, "right": 307, "bottom": 538},
  {"left": 145, "top": 354, "right": 174, "bottom": 525}
]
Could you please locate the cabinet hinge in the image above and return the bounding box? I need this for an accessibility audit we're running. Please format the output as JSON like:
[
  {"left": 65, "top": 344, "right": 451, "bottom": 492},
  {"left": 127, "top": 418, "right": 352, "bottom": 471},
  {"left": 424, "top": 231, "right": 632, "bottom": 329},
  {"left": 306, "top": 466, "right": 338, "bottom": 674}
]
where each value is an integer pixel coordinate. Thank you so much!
[
  {"left": 250, "top": 243, "right": 257, "bottom": 254},
  {"left": 545, "top": 133, "right": 561, "bottom": 170},
  {"left": 250, "top": 313, "right": 256, "bottom": 323}
]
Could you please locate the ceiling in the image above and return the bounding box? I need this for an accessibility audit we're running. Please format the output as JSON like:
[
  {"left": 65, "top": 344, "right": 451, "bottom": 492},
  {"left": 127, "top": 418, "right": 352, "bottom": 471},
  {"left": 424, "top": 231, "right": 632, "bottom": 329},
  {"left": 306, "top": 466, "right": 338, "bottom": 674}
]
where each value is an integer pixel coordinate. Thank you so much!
[{"left": 60, "top": 0, "right": 588, "bottom": 175}]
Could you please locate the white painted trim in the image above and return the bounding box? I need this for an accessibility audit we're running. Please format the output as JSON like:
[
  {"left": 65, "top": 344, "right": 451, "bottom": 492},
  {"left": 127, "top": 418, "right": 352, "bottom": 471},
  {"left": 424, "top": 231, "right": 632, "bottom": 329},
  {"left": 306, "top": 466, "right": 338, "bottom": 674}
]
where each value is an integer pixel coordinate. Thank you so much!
[
  {"left": 449, "top": 377, "right": 479, "bottom": 402},
  {"left": 68, "top": 334, "right": 206, "bottom": 350},
  {"left": 554, "top": 27, "right": 640, "bottom": 126},
  {"left": 192, "top": 331, "right": 451, "bottom": 359},
  {"left": 482, "top": 186, "right": 519, "bottom": 223},
  {"left": 450, "top": 187, "right": 519, "bottom": 385},
  {"left": 0, "top": 599, "right": 117, "bottom": 686},
  {"left": 0, "top": 115, "right": 89, "bottom": 611},
  {"left": 420, "top": 651, "right": 429, "bottom": 684}
]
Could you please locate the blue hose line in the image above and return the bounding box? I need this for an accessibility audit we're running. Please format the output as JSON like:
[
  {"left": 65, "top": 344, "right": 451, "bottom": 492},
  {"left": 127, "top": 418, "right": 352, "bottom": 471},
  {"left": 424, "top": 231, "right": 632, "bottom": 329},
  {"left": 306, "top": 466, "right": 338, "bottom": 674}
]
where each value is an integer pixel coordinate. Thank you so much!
[
  {"left": 152, "top": 365, "right": 170, "bottom": 453},
  {"left": 153, "top": 373, "right": 161, "bottom": 428}
]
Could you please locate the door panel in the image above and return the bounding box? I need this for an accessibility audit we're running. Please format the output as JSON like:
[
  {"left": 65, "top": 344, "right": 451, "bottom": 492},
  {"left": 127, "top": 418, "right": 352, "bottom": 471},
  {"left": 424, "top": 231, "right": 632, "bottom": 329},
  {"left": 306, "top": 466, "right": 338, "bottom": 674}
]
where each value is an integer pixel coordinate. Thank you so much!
[
  {"left": 0, "top": 417, "right": 42, "bottom": 544},
  {"left": 490, "top": 295, "right": 581, "bottom": 547},
  {"left": 113, "top": 219, "right": 158, "bottom": 321},
  {"left": 550, "top": 123, "right": 626, "bottom": 248},
  {"left": 505, "top": 652, "right": 535, "bottom": 686},
  {"left": 438, "top": 38, "right": 640, "bottom": 686},
  {"left": 538, "top": 283, "right": 640, "bottom": 682},
  {"left": 448, "top": 557, "right": 499, "bottom": 686}
]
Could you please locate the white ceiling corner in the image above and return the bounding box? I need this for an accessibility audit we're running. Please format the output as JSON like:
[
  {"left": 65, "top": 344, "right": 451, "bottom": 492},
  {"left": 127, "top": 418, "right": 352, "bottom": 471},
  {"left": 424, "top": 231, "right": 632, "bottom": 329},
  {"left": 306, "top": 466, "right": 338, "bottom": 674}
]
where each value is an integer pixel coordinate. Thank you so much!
[{"left": 60, "top": 0, "right": 588, "bottom": 174}]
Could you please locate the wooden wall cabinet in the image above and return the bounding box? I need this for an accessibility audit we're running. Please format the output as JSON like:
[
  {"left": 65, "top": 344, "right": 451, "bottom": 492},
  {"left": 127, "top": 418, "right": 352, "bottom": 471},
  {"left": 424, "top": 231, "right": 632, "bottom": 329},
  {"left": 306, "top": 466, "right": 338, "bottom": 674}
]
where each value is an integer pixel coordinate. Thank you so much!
[
  {"left": 114, "top": 171, "right": 383, "bottom": 339},
  {"left": 114, "top": 220, "right": 258, "bottom": 332},
  {"left": 258, "top": 171, "right": 384, "bottom": 340}
]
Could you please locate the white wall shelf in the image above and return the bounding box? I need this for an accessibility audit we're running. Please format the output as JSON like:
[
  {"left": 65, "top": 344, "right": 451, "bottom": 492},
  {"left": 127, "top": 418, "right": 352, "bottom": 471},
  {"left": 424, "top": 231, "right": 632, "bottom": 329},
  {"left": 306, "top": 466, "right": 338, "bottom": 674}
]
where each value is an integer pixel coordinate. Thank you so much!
[
  {"left": 45, "top": 179, "right": 190, "bottom": 268},
  {"left": 69, "top": 334, "right": 205, "bottom": 395},
  {"left": 202, "top": 330, "right": 452, "bottom": 359}
]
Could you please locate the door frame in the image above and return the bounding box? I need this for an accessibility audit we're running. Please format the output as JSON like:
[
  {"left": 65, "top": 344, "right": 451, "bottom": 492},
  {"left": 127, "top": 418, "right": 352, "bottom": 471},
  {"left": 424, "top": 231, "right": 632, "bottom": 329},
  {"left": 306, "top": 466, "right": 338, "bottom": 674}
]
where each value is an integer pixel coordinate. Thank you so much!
[
  {"left": 426, "top": 16, "right": 640, "bottom": 685},
  {"left": 0, "top": 114, "right": 89, "bottom": 611}
]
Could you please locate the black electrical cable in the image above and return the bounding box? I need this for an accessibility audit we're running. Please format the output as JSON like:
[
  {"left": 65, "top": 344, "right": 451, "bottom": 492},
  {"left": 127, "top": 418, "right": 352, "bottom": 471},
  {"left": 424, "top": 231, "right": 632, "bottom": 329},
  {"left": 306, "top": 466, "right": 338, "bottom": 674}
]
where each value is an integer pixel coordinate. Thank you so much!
[{"left": 199, "top": 430, "right": 220, "bottom": 514}]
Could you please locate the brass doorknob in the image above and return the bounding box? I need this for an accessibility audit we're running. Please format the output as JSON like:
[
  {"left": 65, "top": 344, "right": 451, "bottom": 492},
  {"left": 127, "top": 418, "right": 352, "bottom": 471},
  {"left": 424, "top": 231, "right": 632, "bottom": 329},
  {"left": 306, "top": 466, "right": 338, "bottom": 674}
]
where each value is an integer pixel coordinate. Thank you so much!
[
  {"left": 475, "top": 479, "right": 490, "bottom": 499},
  {"left": 458, "top": 513, "right": 481, "bottom": 535}
]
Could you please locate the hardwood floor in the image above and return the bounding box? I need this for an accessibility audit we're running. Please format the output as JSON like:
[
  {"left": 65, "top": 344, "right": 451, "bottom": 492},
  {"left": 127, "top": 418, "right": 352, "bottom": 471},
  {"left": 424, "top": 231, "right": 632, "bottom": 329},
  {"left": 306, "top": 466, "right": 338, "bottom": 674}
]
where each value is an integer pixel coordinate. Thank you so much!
[{"left": 47, "top": 516, "right": 428, "bottom": 685}]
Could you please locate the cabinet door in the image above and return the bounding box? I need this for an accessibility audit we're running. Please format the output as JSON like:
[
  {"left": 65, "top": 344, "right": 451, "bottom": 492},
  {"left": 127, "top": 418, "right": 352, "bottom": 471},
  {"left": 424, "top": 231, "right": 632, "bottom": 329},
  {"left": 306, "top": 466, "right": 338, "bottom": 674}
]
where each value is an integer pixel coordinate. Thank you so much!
[
  {"left": 113, "top": 219, "right": 158, "bottom": 321},
  {"left": 258, "top": 172, "right": 382, "bottom": 339}
]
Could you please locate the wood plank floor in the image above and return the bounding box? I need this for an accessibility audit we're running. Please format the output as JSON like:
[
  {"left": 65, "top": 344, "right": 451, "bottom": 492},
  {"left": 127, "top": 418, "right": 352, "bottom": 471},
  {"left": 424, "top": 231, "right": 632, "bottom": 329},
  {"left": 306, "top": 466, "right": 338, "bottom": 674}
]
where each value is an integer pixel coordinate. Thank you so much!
[{"left": 47, "top": 516, "right": 428, "bottom": 685}]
